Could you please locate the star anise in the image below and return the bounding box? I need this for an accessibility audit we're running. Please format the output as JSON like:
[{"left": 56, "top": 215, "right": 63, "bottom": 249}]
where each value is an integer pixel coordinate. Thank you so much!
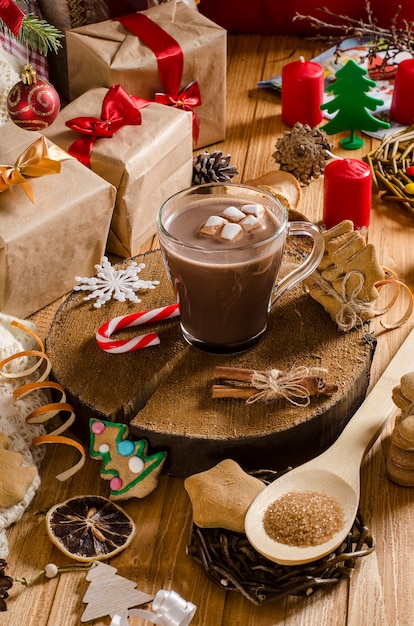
[{"left": 0, "top": 559, "right": 13, "bottom": 612}]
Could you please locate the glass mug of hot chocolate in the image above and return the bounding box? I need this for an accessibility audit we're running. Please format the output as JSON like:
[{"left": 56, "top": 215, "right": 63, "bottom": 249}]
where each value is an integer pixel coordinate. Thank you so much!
[{"left": 157, "top": 183, "right": 324, "bottom": 354}]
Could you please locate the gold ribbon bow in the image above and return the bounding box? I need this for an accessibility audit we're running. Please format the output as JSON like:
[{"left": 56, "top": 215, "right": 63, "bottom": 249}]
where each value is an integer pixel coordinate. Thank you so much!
[{"left": 0, "top": 136, "right": 69, "bottom": 203}]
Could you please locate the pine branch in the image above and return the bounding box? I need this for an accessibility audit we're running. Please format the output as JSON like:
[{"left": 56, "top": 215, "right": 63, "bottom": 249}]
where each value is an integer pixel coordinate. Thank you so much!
[{"left": 0, "top": 13, "right": 63, "bottom": 56}]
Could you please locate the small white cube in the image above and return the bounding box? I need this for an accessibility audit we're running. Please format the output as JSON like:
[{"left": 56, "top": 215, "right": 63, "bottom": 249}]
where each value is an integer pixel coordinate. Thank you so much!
[
  {"left": 220, "top": 222, "right": 243, "bottom": 241},
  {"left": 241, "top": 215, "right": 263, "bottom": 232},
  {"left": 241, "top": 203, "right": 265, "bottom": 218},
  {"left": 222, "top": 206, "right": 246, "bottom": 222},
  {"left": 199, "top": 215, "right": 227, "bottom": 236}
]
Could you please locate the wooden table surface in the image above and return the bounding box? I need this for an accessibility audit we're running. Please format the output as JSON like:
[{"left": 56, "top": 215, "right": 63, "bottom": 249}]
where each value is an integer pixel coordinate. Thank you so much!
[{"left": 5, "top": 34, "right": 414, "bottom": 626}]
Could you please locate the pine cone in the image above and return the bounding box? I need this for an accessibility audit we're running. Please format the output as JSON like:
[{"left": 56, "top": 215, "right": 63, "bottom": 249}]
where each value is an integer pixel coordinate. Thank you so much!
[
  {"left": 273, "top": 123, "right": 333, "bottom": 185},
  {"left": 193, "top": 151, "right": 239, "bottom": 185}
]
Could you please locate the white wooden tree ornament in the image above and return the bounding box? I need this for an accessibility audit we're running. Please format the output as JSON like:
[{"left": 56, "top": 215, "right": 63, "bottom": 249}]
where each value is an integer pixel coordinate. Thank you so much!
[{"left": 81, "top": 562, "right": 153, "bottom": 624}]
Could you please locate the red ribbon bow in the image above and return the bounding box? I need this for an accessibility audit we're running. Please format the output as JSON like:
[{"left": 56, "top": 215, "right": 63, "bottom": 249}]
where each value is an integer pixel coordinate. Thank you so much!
[
  {"left": 155, "top": 81, "right": 201, "bottom": 144},
  {"left": 66, "top": 84, "right": 149, "bottom": 167},
  {"left": 116, "top": 13, "right": 201, "bottom": 143}
]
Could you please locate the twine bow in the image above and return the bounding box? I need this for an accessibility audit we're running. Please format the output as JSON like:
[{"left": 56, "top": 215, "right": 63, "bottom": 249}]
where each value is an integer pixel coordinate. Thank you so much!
[
  {"left": 0, "top": 136, "right": 66, "bottom": 203},
  {"left": 66, "top": 84, "right": 149, "bottom": 167},
  {"left": 248, "top": 366, "right": 329, "bottom": 406},
  {"left": 116, "top": 13, "right": 201, "bottom": 143},
  {"left": 310, "top": 270, "right": 373, "bottom": 332}
]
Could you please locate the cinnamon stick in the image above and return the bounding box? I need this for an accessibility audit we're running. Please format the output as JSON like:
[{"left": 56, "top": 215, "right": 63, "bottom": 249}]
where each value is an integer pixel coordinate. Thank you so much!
[
  {"left": 212, "top": 385, "right": 257, "bottom": 399},
  {"left": 211, "top": 365, "right": 338, "bottom": 401}
]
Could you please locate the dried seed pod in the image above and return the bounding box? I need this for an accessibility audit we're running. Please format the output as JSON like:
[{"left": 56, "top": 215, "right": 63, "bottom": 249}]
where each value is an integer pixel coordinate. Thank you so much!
[{"left": 273, "top": 122, "right": 333, "bottom": 185}]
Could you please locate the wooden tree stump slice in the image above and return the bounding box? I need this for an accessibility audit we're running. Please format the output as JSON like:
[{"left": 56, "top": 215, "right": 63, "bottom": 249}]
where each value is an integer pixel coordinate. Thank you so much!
[
  {"left": 46, "top": 250, "right": 186, "bottom": 441},
  {"left": 47, "top": 246, "right": 376, "bottom": 477}
]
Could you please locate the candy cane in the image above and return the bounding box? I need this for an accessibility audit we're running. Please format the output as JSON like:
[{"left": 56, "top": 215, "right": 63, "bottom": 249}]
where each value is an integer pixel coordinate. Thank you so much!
[{"left": 96, "top": 303, "right": 180, "bottom": 354}]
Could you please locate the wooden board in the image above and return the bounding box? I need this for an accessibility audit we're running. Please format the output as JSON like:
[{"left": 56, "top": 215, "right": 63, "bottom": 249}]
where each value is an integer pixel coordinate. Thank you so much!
[{"left": 47, "top": 245, "right": 376, "bottom": 477}]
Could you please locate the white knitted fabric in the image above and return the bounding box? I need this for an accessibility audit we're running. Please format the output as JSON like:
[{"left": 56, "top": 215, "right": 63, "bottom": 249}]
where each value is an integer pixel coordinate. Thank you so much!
[
  {"left": 0, "top": 313, "right": 48, "bottom": 557},
  {"left": 0, "top": 46, "right": 20, "bottom": 127}
]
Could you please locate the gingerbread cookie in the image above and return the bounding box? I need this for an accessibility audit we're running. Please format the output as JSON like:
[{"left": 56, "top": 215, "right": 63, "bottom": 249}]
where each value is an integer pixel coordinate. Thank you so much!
[
  {"left": 0, "top": 432, "right": 38, "bottom": 508},
  {"left": 184, "top": 459, "right": 265, "bottom": 533},
  {"left": 89, "top": 419, "right": 166, "bottom": 500},
  {"left": 304, "top": 220, "right": 385, "bottom": 331}
]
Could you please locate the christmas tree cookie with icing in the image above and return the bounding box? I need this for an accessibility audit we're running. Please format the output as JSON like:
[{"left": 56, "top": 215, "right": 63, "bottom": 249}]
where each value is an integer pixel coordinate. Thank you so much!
[{"left": 89, "top": 419, "right": 166, "bottom": 500}]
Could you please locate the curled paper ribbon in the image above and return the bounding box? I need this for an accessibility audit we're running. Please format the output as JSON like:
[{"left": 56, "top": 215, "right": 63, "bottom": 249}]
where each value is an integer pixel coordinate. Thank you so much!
[
  {"left": 0, "top": 320, "right": 85, "bottom": 481},
  {"left": 96, "top": 304, "right": 180, "bottom": 353},
  {"left": 66, "top": 84, "right": 149, "bottom": 167},
  {"left": 0, "top": 136, "right": 68, "bottom": 203},
  {"left": 110, "top": 589, "right": 197, "bottom": 626},
  {"left": 116, "top": 13, "right": 201, "bottom": 142},
  {"left": 374, "top": 277, "right": 414, "bottom": 330}
]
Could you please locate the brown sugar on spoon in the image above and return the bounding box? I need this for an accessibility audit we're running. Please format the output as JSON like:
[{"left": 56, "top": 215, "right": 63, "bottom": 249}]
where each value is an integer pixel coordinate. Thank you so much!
[{"left": 262, "top": 490, "right": 345, "bottom": 547}]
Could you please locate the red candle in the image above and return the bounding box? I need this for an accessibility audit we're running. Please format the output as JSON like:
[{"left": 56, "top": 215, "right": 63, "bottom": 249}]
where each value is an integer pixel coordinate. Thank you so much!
[
  {"left": 323, "top": 159, "right": 372, "bottom": 229},
  {"left": 390, "top": 59, "right": 414, "bottom": 125},
  {"left": 281, "top": 56, "right": 324, "bottom": 127}
]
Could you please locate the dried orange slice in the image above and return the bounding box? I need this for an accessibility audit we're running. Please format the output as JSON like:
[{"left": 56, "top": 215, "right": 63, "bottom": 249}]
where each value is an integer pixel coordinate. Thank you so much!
[{"left": 46, "top": 495, "right": 135, "bottom": 562}]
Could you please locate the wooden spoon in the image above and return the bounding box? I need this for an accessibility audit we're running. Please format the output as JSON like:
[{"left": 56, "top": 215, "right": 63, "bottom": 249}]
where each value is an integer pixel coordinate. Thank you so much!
[{"left": 245, "top": 328, "right": 414, "bottom": 565}]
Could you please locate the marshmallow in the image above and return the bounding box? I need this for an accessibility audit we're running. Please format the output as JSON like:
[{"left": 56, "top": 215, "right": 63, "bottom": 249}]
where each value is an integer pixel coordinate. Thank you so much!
[
  {"left": 240, "top": 215, "right": 263, "bottom": 232},
  {"left": 241, "top": 203, "right": 265, "bottom": 218},
  {"left": 221, "top": 222, "right": 243, "bottom": 241},
  {"left": 199, "top": 215, "right": 227, "bottom": 236},
  {"left": 222, "top": 206, "right": 246, "bottom": 222}
]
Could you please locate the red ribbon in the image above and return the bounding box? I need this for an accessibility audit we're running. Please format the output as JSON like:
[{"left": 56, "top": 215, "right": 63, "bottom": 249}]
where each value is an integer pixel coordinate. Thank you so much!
[
  {"left": 0, "top": 0, "right": 25, "bottom": 36},
  {"left": 66, "top": 84, "right": 149, "bottom": 167},
  {"left": 155, "top": 81, "right": 201, "bottom": 144},
  {"left": 116, "top": 12, "right": 201, "bottom": 142}
]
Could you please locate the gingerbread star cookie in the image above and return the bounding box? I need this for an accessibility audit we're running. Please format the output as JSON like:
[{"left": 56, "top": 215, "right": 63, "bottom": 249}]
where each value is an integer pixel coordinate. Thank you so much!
[
  {"left": 184, "top": 459, "right": 265, "bottom": 533},
  {"left": 89, "top": 419, "right": 166, "bottom": 500}
]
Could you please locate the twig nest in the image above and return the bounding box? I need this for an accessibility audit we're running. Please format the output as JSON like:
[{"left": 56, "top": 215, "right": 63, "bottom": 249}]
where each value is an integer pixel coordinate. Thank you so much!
[
  {"left": 272, "top": 122, "right": 333, "bottom": 185},
  {"left": 246, "top": 170, "right": 302, "bottom": 211},
  {"left": 365, "top": 126, "right": 414, "bottom": 213}
]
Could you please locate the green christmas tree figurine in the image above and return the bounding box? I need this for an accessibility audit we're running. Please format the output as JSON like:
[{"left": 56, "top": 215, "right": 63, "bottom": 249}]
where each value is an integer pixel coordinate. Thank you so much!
[{"left": 321, "top": 58, "right": 390, "bottom": 150}]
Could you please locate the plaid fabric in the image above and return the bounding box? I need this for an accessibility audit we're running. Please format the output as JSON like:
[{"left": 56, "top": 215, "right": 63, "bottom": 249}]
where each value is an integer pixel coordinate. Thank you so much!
[{"left": 0, "top": 1, "right": 49, "bottom": 80}]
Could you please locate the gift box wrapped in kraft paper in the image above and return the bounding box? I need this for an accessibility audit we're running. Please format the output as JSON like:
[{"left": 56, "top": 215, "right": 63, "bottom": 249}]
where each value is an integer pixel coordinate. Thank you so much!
[
  {"left": 0, "top": 123, "right": 116, "bottom": 319},
  {"left": 65, "top": 1, "right": 226, "bottom": 149},
  {"left": 42, "top": 85, "right": 193, "bottom": 258}
]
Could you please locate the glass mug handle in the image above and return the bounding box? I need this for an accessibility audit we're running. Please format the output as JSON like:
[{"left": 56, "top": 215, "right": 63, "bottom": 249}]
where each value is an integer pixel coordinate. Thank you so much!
[{"left": 269, "top": 221, "right": 324, "bottom": 309}]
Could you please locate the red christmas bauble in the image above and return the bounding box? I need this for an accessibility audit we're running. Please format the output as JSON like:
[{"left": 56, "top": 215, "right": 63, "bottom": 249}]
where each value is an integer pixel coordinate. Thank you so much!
[{"left": 7, "top": 77, "right": 60, "bottom": 131}]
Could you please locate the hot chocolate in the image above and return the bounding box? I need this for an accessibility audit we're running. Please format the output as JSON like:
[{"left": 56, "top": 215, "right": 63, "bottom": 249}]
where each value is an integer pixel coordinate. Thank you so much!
[
  {"left": 160, "top": 198, "right": 284, "bottom": 352},
  {"left": 158, "top": 183, "right": 323, "bottom": 354}
]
